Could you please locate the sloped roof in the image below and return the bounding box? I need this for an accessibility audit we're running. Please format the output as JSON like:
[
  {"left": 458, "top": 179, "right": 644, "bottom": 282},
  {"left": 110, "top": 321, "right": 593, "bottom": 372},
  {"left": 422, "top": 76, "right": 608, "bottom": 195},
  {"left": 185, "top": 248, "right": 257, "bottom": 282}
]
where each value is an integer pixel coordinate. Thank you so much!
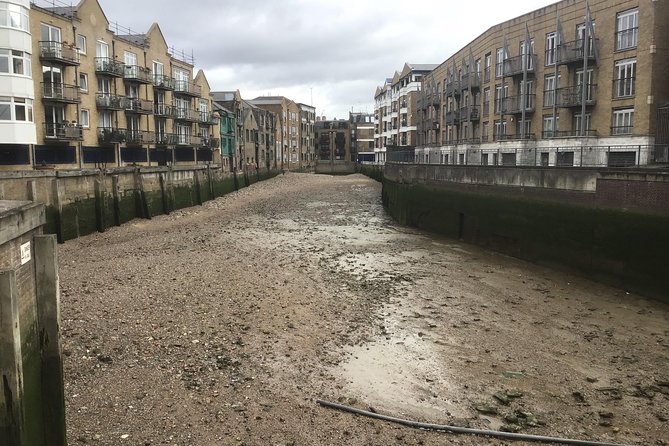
[{"left": 116, "top": 34, "right": 147, "bottom": 46}]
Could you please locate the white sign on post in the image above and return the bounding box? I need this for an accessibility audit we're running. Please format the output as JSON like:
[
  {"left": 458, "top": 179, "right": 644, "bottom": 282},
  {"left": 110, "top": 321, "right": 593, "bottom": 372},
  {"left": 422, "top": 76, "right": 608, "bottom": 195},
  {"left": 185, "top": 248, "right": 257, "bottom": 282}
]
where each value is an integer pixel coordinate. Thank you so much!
[{"left": 20, "top": 241, "right": 31, "bottom": 265}]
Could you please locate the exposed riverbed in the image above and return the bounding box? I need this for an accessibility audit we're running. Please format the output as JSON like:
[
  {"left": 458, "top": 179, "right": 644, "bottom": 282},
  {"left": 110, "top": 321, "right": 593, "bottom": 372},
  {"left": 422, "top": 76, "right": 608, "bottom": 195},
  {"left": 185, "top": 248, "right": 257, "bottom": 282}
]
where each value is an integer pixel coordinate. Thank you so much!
[{"left": 59, "top": 172, "right": 669, "bottom": 445}]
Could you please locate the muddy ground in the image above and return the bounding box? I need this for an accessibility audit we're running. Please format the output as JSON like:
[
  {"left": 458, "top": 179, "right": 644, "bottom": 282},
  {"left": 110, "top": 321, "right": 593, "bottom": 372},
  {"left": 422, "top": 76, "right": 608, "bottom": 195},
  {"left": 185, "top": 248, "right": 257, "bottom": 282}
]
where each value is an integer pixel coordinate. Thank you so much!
[{"left": 59, "top": 172, "right": 669, "bottom": 446}]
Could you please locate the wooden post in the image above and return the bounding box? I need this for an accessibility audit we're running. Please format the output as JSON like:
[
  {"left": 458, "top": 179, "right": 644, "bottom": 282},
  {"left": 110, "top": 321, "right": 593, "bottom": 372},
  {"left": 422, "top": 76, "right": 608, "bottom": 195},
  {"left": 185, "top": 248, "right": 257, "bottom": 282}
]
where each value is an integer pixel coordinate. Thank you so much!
[
  {"left": 207, "top": 165, "right": 215, "bottom": 200},
  {"left": 94, "top": 177, "right": 105, "bottom": 233},
  {"left": 133, "top": 169, "right": 150, "bottom": 219},
  {"left": 51, "top": 179, "right": 64, "bottom": 244},
  {"left": 111, "top": 175, "right": 121, "bottom": 226},
  {"left": 194, "top": 170, "right": 202, "bottom": 206},
  {"left": 0, "top": 270, "right": 24, "bottom": 446},
  {"left": 159, "top": 172, "right": 169, "bottom": 215},
  {"left": 33, "top": 235, "right": 66, "bottom": 446}
]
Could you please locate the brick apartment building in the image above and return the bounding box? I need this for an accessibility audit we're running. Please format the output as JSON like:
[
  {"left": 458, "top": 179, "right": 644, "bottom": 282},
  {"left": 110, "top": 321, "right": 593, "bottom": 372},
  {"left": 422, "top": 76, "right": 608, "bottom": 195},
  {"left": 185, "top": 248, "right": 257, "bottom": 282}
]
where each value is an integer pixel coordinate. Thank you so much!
[
  {"left": 373, "top": 63, "right": 438, "bottom": 164},
  {"left": 350, "top": 112, "right": 375, "bottom": 163},
  {"left": 0, "top": 0, "right": 220, "bottom": 171},
  {"left": 414, "top": 0, "right": 669, "bottom": 167}
]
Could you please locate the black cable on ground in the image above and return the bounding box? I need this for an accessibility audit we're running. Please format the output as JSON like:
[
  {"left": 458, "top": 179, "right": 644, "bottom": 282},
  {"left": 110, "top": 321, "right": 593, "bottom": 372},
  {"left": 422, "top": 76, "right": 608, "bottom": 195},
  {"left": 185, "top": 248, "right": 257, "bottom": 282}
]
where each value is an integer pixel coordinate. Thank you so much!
[{"left": 315, "top": 399, "right": 638, "bottom": 446}]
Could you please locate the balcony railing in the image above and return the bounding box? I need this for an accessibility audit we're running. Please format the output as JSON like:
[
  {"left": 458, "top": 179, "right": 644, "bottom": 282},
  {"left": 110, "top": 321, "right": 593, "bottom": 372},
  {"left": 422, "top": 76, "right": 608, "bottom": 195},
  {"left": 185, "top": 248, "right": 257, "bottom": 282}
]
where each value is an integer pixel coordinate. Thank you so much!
[
  {"left": 95, "top": 57, "right": 124, "bottom": 77},
  {"left": 460, "top": 72, "right": 481, "bottom": 90},
  {"left": 155, "top": 132, "right": 177, "bottom": 146},
  {"left": 98, "top": 127, "right": 126, "bottom": 144},
  {"left": 611, "top": 125, "right": 633, "bottom": 136},
  {"left": 96, "top": 93, "right": 126, "bottom": 110},
  {"left": 174, "top": 80, "right": 202, "bottom": 97},
  {"left": 174, "top": 108, "right": 200, "bottom": 122},
  {"left": 444, "top": 110, "right": 460, "bottom": 125},
  {"left": 153, "top": 74, "right": 175, "bottom": 90},
  {"left": 556, "top": 85, "right": 597, "bottom": 107},
  {"left": 44, "top": 123, "right": 83, "bottom": 141},
  {"left": 175, "top": 134, "right": 196, "bottom": 146},
  {"left": 502, "top": 54, "right": 536, "bottom": 77},
  {"left": 124, "top": 98, "right": 154, "bottom": 114},
  {"left": 555, "top": 39, "right": 598, "bottom": 65},
  {"left": 444, "top": 81, "right": 461, "bottom": 97},
  {"left": 41, "top": 83, "right": 80, "bottom": 103},
  {"left": 153, "top": 103, "right": 175, "bottom": 117},
  {"left": 124, "top": 65, "right": 152, "bottom": 84},
  {"left": 500, "top": 95, "right": 536, "bottom": 114},
  {"left": 124, "top": 129, "right": 156, "bottom": 145},
  {"left": 199, "top": 136, "right": 220, "bottom": 149},
  {"left": 199, "top": 111, "right": 219, "bottom": 125},
  {"left": 39, "top": 41, "right": 80, "bottom": 65},
  {"left": 542, "top": 129, "right": 598, "bottom": 138},
  {"left": 459, "top": 105, "right": 480, "bottom": 121}
]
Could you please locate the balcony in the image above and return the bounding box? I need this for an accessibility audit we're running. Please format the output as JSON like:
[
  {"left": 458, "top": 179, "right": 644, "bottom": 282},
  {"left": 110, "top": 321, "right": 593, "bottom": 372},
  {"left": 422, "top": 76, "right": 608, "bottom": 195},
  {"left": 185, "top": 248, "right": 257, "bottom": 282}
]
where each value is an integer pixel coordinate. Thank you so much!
[
  {"left": 445, "top": 81, "right": 461, "bottom": 97},
  {"left": 96, "top": 93, "right": 126, "bottom": 110},
  {"left": 199, "top": 136, "right": 220, "bottom": 149},
  {"left": 95, "top": 57, "right": 124, "bottom": 77},
  {"left": 153, "top": 74, "right": 175, "bottom": 90},
  {"left": 174, "top": 80, "right": 201, "bottom": 97},
  {"left": 199, "top": 111, "right": 219, "bottom": 125},
  {"left": 98, "top": 127, "right": 126, "bottom": 144},
  {"left": 155, "top": 132, "right": 177, "bottom": 146},
  {"left": 124, "top": 65, "right": 152, "bottom": 84},
  {"left": 500, "top": 95, "right": 536, "bottom": 114},
  {"left": 154, "top": 103, "right": 175, "bottom": 117},
  {"left": 555, "top": 39, "right": 598, "bottom": 66},
  {"left": 39, "top": 41, "right": 80, "bottom": 66},
  {"left": 459, "top": 105, "right": 480, "bottom": 122},
  {"left": 460, "top": 73, "right": 481, "bottom": 91},
  {"left": 41, "top": 83, "right": 80, "bottom": 103},
  {"left": 502, "top": 55, "right": 536, "bottom": 77},
  {"left": 556, "top": 85, "right": 597, "bottom": 108},
  {"left": 124, "top": 98, "right": 154, "bottom": 114},
  {"left": 175, "top": 134, "right": 196, "bottom": 146},
  {"left": 174, "top": 107, "right": 200, "bottom": 122},
  {"left": 44, "top": 123, "right": 83, "bottom": 141},
  {"left": 124, "top": 129, "right": 156, "bottom": 146},
  {"left": 542, "top": 129, "right": 598, "bottom": 138},
  {"left": 444, "top": 110, "right": 460, "bottom": 125}
]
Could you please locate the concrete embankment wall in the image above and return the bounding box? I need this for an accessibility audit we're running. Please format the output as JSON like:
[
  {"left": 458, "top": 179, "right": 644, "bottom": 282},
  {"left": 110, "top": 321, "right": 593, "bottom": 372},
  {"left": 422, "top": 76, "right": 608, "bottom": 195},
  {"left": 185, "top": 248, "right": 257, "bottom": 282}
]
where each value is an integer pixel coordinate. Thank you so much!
[
  {"left": 0, "top": 167, "right": 279, "bottom": 243},
  {"left": 374, "top": 163, "right": 669, "bottom": 301}
]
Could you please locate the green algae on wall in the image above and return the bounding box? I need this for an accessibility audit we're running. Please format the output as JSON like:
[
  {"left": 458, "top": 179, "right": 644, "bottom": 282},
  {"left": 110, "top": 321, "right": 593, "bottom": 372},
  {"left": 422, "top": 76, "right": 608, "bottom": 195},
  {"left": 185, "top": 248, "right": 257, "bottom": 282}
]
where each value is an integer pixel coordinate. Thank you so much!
[{"left": 382, "top": 179, "right": 669, "bottom": 301}]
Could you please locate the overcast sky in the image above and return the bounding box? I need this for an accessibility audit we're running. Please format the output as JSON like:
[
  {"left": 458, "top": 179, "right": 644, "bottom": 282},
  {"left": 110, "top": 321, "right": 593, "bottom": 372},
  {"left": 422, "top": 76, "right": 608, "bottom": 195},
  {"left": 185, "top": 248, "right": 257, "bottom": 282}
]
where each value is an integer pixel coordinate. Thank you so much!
[{"left": 95, "top": 0, "right": 558, "bottom": 119}]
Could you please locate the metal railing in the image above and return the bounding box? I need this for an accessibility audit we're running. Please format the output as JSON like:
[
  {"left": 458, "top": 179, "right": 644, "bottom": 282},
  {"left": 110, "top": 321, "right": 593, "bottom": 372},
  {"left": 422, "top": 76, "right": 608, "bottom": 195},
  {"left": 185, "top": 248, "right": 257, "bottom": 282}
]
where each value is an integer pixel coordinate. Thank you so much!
[
  {"left": 42, "top": 83, "right": 80, "bottom": 102},
  {"left": 502, "top": 54, "right": 536, "bottom": 76},
  {"left": 174, "top": 80, "right": 202, "bottom": 97},
  {"left": 389, "top": 145, "right": 662, "bottom": 168},
  {"left": 38, "top": 41, "right": 80, "bottom": 65},
  {"left": 173, "top": 107, "right": 200, "bottom": 121},
  {"left": 96, "top": 93, "right": 126, "bottom": 110},
  {"left": 554, "top": 39, "right": 598, "bottom": 65},
  {"left": 95, "top": 57, "right": 124, "bottom": 77},
  {"left": 124, "top": 65, "right": 152, "bottom": 83},
  {"left": 153, "top": 103, "right": 174, "bottom": 117},
  {"left": 459, "top": 105, "right": 480, "bottom": 121},
  {"left": 44, "top": 123, "right": 82, "bottom": 140},
  {"left": 153, "top": 74, "right": 175, "bottom": 90},
  {"left": 556, "top": 85, "right": 597, "bottom": 107},
  {"left": 124, "top": 98, "right": 154, "bottom": 114},
  {"left": 499, "top": 95, "right": 536, "bottom": 114}
]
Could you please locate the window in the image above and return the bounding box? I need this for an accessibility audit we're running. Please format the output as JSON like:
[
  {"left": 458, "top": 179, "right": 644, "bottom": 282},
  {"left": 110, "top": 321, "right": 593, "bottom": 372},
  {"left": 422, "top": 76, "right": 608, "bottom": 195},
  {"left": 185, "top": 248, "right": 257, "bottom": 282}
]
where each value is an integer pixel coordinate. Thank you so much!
[
  {"left": 0, "top": 49, "right": 31, "bottom": 75},
  {"left": 40, "top": 23, "right": 61, "bottom": 43},
  {"left": 495, "top": 48, "right": 505, "bottom": 77},
  {"left": 482, "top": 121, "right": 489, "bottom": 141},
  {"left": 612, "top": 108, "right": 633, "bottom": 135},
  {"left": 76, "top": 34, "right": 86, "bottom": 54},
  {"left": 616, "top": 8, "right": 638, "bottom": 51},
  {"left": 0, "top": 96, "right": 32, "bottom": 121},
  {"left": 97, "top": 77, "right": 111, "bottom": 94},
  {"left": 543, "top": 74, "right": 559, "bottom": 107},
  {"left": 614, "top": 58, "right": 636, "bottom": 98},
  {"left": 79, "top": 73, "right": 88, "bottom": 91},
  {"left": 573, "top": 113, "right": 592, "bottom": 135},
  {"left": 484, "top": 53, "right": 491, "bottom": 82},
  {"left": 576, "top": 69, "right": 595, "bottom": 101},
  {"left": 95, "top": 40, "right": 108, "bottom": 58},
  {"left": 545, "top": 32, "right": 557, "bottom": 66},
  {"left": 493, "top": 120, "right": 507, "bottom": 140},
  {"left": 494, "top": 84, "right": 507, "bottom": 114},
  {"left": 542, "top": 115, "right": 558, "bottom": 138},
  {"left": 80, "top": 109, "right": 89, "bottom": 128},
  {"left": 520, "top": 39, "right": 535, "bottom": 71},
  {"left": 0, "top": 2, "right": 29, "bottom": 31}
]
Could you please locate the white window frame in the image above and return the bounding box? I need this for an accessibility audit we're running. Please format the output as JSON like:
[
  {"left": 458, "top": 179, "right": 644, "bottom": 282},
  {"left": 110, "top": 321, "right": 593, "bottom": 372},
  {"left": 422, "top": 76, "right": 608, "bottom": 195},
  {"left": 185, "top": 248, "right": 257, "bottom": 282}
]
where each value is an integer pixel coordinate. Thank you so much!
[
  {"left": 614, "top": 58, "right": 636, "bottom": 98},
  {"left": 0, "top": 96, "right": 33, "bottom": 122},
  {"left": 616, "top": 8, "right": 638, "bottom": 51},
  {"left": 545, "top": 32, "right": 556, "bottom": 66},
  {"left": 80, "top": 109, "right": 90, "bottom": 128},
  {"left": 0, "top": 3, "right": 29, "bottom": 31},
  {"left": 79, "top": 72, "right": 88, "bottom": 92},
  {"left": 76, "top": 34, "right": 86, "bottom": 54},
  {"left": 0, "top": 48, "right": 31, "bottom": 76},
  {"left": 612, "top": 108, "right": 634, "bottom": 135}
]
